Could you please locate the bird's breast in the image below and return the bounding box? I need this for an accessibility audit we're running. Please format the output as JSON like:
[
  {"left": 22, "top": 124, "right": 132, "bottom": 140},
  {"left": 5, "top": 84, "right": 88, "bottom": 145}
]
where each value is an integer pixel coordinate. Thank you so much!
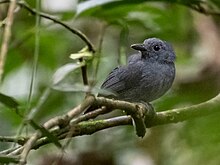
[{"left": 139, "top": 62, "right": 175, "bottom": 102}]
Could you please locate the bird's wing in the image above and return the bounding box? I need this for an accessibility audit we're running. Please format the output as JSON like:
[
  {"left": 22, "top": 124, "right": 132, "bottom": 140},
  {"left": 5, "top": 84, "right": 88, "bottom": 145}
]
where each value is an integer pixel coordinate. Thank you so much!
[
  {"left": 101, "top": 66, "right": 126, "bottom": 93},
  {"left": 100, "top": 63, "right": 142, "bottom": 97}
]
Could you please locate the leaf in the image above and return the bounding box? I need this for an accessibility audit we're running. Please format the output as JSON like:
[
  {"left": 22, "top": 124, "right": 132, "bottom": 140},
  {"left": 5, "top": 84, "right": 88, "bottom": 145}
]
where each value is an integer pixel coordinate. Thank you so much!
[
  {"left": 0, "top": 93, "right": 19, "bottom": 110},
  {"left": 0, "top": 155, "right": 19, "bottom": 163},
  {"left": 52, "top": 83, "right": 90, "bottom": 92},
  {"left": 69, "top": 47, "right": 93, "bottom": 60},
  {"left": 76, "top": 0, "right": 121, "bottom": 16},
  {"left": 76, "top": 0, "right": 155, "bottom": 19},
  {"left": 52, "top": 62, "right": 85, "bottom": 85},
  {"left": 28, "top": 119, "right": 62, "bottom": 149},
  {"left": 69, "top": 52, "right": 93, "bottom": 60}
]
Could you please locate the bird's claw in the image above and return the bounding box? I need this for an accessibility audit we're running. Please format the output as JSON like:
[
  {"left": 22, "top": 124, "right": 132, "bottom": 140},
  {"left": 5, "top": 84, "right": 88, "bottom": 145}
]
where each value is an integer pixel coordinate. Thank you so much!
[{"left": 140, "top": 102, "right": 156, "bottom": 127}]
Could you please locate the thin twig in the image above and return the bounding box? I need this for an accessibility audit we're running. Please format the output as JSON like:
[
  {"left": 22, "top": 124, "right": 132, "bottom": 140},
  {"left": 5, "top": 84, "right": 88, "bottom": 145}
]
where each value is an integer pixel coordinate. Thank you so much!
[
  {"left": 177, "top": 1, "right": 220, "bottom": 16},
  {"left": 0, "top": 0, "right": 95, "bottom": 52},
  {"left": 26, "top": 0, "right": 40, "bottom": 114},
  {"left": 19, "top": 96, "right": 95, "bottom": 164},
  {"left": 0, "top": 0, "right": 17, "bottom": 82},
  {"left": 19, "top": 132, "right": 39, "bottom": 165},
  {"left": 0, "top": 146, "right": 21, "bottom": 155},
  {"left": 20, "top": 1, "right": 95, "bottom": 52},
  {"left": 61, "top": 106, "right": 108, "bottom": 150},
  {"left": 30, "top": 116, "right": 132, "bottom": 150},
  {"left": 20, "top": 0, "right": 92, "bottom": 88},
  {"left": 79, "top": 58, "right": 89, "bottom": 87},
  {"left": 0, "top": 136, "right": 27, "bottom": 145},
  {"left": 93, "top": 23, "right": 107, "bottom": 82},
  {"left": 71, "top": 106, "right": 108, "bottom": 124},
  {"left": 59, "top": 116, "right": 132, "bottom": 139}
]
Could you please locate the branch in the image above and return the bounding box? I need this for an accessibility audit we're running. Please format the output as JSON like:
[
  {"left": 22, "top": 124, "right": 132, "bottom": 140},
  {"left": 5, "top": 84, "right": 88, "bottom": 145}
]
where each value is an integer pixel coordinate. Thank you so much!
[
  {"left": 31, "top": 116, "right": 132, "bottom": 150},
  {"left": 17, "top": 0, "right": 92, "bottom": 87},
  {"left": 8, "top": 92, "right": 217, "bottom": 163},
  {"left": 148, "top": 93, "right": 220, "bottom": 127},
  {"left": 18, "top": 96, "right": 95, "bottom": 165},
  {"left": 19, "top": 92, "right": 220, "bottom": 152},
  {"left": 0, "top": 0, "right": 93, "bottom": 89},
  {"left": 178, "top": 0, "right": 220, "bottom": 16},
  {"left": 0, "top": 93, "right": 218, "bottom": 163},
  {"left": 0, "top": 136, "right": 27, "bottom": 145},
  {"left": 0, "top": 0, "right": 17, "bottom": 82},
  {"left": 79, "top": 58, "right": 89, "bottom": 86},
  {"left": 0, "top": 0, "right": 95, "bottom": 53},
  {"left": 20, "top": 1, "right": 95, "bottom": 52}
]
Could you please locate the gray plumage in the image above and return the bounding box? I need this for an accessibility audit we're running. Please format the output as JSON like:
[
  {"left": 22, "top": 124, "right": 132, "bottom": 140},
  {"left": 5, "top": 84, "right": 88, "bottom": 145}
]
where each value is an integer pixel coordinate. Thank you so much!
[{"left": 99, "top": 38, "right": 176, "bottom": 103}]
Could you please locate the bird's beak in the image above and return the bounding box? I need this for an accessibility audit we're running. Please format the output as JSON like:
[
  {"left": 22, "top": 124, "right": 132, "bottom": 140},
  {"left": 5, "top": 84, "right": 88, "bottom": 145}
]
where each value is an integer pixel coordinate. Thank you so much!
[{"left": 131, "top": 44, "right": 146, "bottom": 51}]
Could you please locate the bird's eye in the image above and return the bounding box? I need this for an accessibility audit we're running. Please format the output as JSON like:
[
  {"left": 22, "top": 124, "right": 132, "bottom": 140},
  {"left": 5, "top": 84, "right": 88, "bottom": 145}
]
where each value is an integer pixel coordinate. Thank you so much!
[{"left": 153, "top": 45, "right": 160, "bottom": 51}]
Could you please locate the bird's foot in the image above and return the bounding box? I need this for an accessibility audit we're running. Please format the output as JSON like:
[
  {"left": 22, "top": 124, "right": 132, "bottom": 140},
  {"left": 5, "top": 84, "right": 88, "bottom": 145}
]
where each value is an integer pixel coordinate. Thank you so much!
[{"left": 140, "top": 102, "right": 156, "bottom": 127}]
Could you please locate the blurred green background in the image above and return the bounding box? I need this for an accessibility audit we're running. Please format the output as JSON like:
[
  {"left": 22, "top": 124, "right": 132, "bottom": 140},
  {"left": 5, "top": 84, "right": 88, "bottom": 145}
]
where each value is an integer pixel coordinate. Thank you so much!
[{"left": 1, "top": 0, "right": 220, "bottom": 164}]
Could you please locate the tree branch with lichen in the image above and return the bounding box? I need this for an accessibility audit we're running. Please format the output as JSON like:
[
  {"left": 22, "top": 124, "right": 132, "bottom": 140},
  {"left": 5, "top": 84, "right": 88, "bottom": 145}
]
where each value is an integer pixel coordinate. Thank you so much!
[{"left": 0, "top": 93, "right": 219, "bottom": 164}]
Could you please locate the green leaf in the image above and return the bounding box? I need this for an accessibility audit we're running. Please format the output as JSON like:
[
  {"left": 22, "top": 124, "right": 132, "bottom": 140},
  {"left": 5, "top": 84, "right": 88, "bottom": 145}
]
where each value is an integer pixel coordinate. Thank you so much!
[
  {"left": 0, "top": 155, "right": 19, "bottom": 163},
  {"left": 69, "top": 52, "right": 92, "bottom": 60},
  {"left": 70, "top": 47, "right": 93, "bottom": 60},
  {"left": 52, "top": 62, "right": 85, "bottom": 85},
  {"left": 0, "top": 93, "right": 19, "bottom": 110},
  {"left": 76, "top": 0, "right": 167, "bottom": 25},
  {"left": 76, "top": 0, "right": 138, "bottom": 20}
]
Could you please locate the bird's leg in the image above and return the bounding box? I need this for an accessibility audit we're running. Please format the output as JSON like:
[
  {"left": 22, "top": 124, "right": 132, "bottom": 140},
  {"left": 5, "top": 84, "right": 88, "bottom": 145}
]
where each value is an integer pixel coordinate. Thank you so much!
[
  {"left": 128, "top": 101, "right": 155, "bottom": 137},
  {"left": 140, "top": 101, "right": 156, "bottom": 127}
]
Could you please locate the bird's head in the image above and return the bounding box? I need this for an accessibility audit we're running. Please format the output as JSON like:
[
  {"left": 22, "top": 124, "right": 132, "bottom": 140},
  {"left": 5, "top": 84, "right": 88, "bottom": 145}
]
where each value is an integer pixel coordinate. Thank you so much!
[{"left": 131, "top": 38, "right": 176, "bottom": 64}]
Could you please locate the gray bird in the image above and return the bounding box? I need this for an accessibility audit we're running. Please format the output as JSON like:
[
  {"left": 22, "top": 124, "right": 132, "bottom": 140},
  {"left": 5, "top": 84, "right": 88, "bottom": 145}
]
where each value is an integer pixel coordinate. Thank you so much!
[{"left": 86, "top": 38, "right": 176, "bottom": 112}]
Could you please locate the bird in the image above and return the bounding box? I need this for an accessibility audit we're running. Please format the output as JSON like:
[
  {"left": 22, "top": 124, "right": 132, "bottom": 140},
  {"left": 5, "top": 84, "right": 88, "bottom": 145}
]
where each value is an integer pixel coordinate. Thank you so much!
[{"left": 86, "top": 37, "right": 176, "bottom": 113}]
